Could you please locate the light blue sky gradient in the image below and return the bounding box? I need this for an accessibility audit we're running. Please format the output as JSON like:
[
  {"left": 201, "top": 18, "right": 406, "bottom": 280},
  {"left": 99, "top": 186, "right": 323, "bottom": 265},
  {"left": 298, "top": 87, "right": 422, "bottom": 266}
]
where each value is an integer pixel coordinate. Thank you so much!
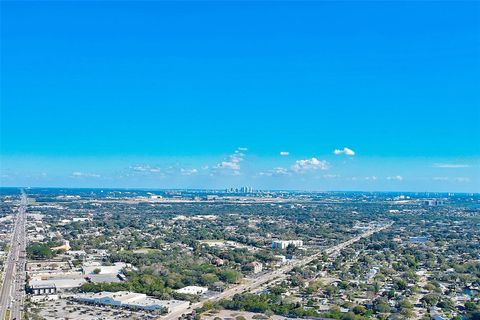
[{"left": 1, "top": 1, "right": 479, "bottom": 191}]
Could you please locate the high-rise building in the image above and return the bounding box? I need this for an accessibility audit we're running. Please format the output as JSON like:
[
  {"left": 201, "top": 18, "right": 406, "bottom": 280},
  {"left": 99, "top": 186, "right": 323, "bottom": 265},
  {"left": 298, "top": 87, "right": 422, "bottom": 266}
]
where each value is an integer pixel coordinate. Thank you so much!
[{"left": 227, "top": 186, "right": 254, "bottom": 193}]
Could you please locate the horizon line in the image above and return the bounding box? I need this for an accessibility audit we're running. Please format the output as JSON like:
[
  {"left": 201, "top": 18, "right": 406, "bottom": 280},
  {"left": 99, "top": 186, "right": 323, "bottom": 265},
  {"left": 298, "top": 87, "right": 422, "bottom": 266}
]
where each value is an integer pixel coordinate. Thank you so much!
[{"left": 0, "top": 186, "right": 478, "bottom": 195}]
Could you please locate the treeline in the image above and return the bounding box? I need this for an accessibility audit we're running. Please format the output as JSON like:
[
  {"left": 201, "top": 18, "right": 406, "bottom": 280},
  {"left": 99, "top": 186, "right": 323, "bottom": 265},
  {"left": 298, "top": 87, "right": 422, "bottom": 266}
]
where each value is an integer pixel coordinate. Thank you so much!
[
  {"left": 218, "top": 292, "right": 320, "bottom": 318},
  {"left": 80, "top": 271, "right": 170, "bottom": 299},
  {"left": 80, "top": 267, "right": 241, "bottom": 298},
  {"left": 109, "top": 249, "right": 242, "bottom": 288},
  {"left": 199, "top": 290, "right": 374, "bottom": 320}
]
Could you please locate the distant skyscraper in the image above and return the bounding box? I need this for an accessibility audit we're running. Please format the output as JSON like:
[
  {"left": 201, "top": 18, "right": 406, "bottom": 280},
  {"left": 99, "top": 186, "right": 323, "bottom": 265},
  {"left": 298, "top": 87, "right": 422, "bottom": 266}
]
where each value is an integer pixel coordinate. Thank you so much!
[{"left": 226, "top": 186, "right": 253, "bottom": 194}]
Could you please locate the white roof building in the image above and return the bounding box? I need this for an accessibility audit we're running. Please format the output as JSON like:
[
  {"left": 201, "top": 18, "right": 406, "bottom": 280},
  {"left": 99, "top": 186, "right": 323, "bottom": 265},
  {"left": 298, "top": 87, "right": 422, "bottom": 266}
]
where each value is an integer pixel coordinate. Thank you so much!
[
  {"left": 174, "top": 286, "right": 208, "bottom": 295},
  {"left": 30, "top": 278, "right": 86, "bottom": 290},
  {"left": 82, "top": 262, "right": 127, "bottom": 275},
  {"left": 271, "top": 239, "right": 303, "bottom": 250}
]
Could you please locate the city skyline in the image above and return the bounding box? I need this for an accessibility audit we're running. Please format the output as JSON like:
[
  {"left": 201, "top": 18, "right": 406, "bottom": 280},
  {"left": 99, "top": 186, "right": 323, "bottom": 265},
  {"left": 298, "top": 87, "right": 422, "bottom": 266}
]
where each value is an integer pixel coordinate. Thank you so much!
[{"left": 1, "top": 1, "right": 479, "bottom": 192}]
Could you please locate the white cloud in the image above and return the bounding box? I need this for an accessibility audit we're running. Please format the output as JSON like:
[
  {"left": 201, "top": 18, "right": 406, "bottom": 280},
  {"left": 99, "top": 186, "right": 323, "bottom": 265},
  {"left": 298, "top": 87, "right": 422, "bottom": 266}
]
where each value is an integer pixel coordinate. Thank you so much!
[
  {"left": 273, "top": 167, "right": 289, "bottom": 175},
  {"left": 215, "top": 148, "right": 247, "bottom": 175},
  {"left": 131, "top": 165, "right": 148, "bottom": 172},
  {"left": 292, "top": 158, "right": 329, "bottom": 172},
  {"left": 433, "top": 163, "right": 470, "bottom": 168},
  {"left": 333, "top": 147, "right": 355, "bottom": 156},
  {"left": 260, "top": 157, "right": 329, "bottom": 176},
  {"left": 433, "top": 176, "right": 471, "bottom": 183},
  {"left": 386, "top": 175, "right": 403, "bottom": 181},
  {"left": 280, "top": 151, "right": 290, "bottom": 156},
  {"left": 323, "top": 174, "right": 339, "bottom": 179},
  {"left": 258, "top": 167, "right": 290, "bottom": 177},
  {"left": 231, "top": 154, "right": 243, "bottom": 163},
  {"left": 180, "top": 168, "right": 198, "bottom": 176},
  {"left": 365, "top": 176, "right": 378, "bottom": 181},
  {"left": 71, "top": 172, "right": 100, "bottom": 178},
  {"left": 130, "top": 165, "right": 161, "bottom": 173},
  {"left": 217, "top": 161, "right": 240, "bottom": 170}
]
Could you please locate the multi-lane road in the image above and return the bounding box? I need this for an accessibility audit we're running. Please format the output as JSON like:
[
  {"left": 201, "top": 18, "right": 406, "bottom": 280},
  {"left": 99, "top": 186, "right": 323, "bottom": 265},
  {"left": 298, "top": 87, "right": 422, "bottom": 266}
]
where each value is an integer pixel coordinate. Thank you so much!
[
  {"left": 164, "top": 222, "right": 392, "bottom": 320},
  {"left": 0, "top": 191, "right": 27, "bottom": 320}
]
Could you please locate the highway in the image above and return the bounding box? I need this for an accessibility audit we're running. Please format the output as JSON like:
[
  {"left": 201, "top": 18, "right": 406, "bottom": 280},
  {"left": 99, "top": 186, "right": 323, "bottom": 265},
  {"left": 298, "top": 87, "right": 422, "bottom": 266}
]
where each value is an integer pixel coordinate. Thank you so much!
[
  {"left": 164, "top": 222, "right": 392, "bottom": 320},
  {"left": 0, "top": 191, "right": 27, "bottom": 320}
]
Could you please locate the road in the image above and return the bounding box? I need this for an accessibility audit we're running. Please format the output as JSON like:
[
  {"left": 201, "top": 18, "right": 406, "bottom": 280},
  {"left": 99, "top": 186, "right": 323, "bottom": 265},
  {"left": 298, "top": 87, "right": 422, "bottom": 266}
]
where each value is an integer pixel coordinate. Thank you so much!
[
  {"left": 0, "top": 191, "right": 27, "bottom": 320},
  {"left": 164, "top": 222, "right": 392, "bottom": 320}
]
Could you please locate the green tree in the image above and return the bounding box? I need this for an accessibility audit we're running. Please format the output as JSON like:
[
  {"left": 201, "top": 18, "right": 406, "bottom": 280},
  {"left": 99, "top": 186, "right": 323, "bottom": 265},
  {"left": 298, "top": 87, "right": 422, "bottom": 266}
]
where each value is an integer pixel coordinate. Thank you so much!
[
  {"left": 353, "top": 305, "right": 366, "bottom": 315},
  {"left": 27, "top": 243, "right": 53, "bottom": 259},
  {"left": 220, "top": 269, "right": 241, "bottom": 284}
]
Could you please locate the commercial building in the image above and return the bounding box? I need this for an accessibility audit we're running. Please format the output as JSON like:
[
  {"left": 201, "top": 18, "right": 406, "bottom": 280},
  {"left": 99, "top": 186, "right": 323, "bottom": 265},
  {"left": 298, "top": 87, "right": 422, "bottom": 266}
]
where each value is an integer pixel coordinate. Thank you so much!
[
  {"left": 271, "top": 239, "right": 303, "bottom": 250},
  {"left": 174, "top": 286, "right": 208, "bottom": 295},
  {"left": 82, "top": 261, "right": 127, "bottom": 275},
  {"left": 86, "top": 273, "right": 124, "bottom": 283},
  {"left": 29, "top": 278, "right": 86, "bottom": 292},
  {"left": 30, "top": 283, "right": 57, "bottom": 295},
  {"left": 75, "top": 291, "right": 190, "bottom": 314}
]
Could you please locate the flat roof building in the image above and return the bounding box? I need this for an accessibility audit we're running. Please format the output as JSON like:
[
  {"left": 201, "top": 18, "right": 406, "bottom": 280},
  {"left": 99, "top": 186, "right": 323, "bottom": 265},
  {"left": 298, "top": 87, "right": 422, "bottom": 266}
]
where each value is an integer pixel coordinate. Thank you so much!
[
  {"left": 29, "top": 278, "right": 86, "bottom": 291},
  {"left": 82, "top": 261, "right": 128, "bottom": 275},
  {"left": 75, "top": 291, "right": 190, "bottom": 314},
  {"left": 30, "top": 283, "right": 57, "bottom": 295},
  {"left": 271, "top": 239, "right": 303, "bottom": 250},
  {"left": 174, "top": 286, "right": 208, "bottom": 295}
]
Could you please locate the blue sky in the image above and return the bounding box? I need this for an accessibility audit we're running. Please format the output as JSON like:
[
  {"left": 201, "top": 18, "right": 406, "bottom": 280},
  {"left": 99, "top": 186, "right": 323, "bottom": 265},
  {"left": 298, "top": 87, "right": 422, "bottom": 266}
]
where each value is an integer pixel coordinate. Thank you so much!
[{"left": 1, "top": 1, "right": 479, "bottom": 192}]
